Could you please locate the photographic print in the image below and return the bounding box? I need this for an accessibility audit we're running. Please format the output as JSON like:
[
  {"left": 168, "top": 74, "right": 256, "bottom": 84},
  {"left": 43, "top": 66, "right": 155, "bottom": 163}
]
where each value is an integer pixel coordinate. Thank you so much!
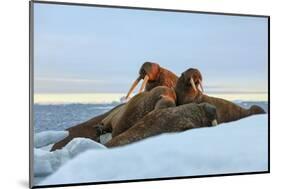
[{"left": 30, "top": 1, "right": 269, "bottom": 188}]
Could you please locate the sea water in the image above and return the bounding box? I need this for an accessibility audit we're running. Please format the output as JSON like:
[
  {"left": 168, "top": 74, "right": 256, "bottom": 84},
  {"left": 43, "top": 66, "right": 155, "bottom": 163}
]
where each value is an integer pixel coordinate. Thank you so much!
[{"left": 33, "top": 101, "right": 268, "bottom": 133}]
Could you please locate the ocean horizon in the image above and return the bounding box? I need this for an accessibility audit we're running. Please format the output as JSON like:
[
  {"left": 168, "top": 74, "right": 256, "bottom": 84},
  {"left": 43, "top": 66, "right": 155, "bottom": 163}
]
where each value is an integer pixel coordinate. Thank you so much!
[{"left": 34, "top": 92, "right": 268, "bottom": 105}]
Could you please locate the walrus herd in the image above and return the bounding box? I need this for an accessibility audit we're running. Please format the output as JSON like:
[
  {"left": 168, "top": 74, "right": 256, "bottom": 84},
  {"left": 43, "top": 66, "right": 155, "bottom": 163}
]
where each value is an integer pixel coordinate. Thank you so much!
[
  {"left": 51, "top": 62, "right": 265, "bottom": 151},
  {"left": 105, "top": 103, "right": 218, "bottom": 148}
]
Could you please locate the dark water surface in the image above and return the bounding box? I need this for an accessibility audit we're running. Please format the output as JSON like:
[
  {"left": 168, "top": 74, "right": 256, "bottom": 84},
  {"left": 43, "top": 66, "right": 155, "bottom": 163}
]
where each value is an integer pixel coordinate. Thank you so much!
[{"left": 34, "top": 101, "right": 268, "bottom": 133}]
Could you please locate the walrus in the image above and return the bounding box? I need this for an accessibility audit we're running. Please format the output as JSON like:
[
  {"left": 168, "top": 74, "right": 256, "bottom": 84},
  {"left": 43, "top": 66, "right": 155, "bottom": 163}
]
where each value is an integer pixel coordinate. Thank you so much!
[
  {"left": 50, "top": 104, "right": 124, "bottom": 151},
  {"left": 125, "top": 62, "right": 178, "bottom": 99},
  {"left": 105, "top": 103, "right": 218, "bottom": 148},
  {"left": 51, "top": 62, "right": 178, "bottom": 151},
  {"left": 175, "top": 68, "right": 265, "bottom": 124},
  {"left": 101, "top": 86, "right": 177, "bottom": 138},
  {"left": 101, "top": 62, "right": 178, "bottom": 135},
  {"left": 101, "top": 62, "right": 179, "bottom": 133}
]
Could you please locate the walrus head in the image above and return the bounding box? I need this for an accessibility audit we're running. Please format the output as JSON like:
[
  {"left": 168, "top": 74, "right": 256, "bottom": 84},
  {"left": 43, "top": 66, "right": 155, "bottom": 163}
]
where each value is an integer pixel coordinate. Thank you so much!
[
  {"left": 198, "top": 103, "right": 218, "bottom": 126},
  {"left": 126, "top": 62, "right": 161, "bottom": 99},
  {"left": 175, "top": 68, "right": 204, "bottom": 105}
]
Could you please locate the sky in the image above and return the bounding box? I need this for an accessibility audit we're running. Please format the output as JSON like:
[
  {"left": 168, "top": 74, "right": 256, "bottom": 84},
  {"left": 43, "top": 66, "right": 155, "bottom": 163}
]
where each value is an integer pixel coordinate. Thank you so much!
[{"left": 34, "top": 3, "right": 268, "bottom": 97}]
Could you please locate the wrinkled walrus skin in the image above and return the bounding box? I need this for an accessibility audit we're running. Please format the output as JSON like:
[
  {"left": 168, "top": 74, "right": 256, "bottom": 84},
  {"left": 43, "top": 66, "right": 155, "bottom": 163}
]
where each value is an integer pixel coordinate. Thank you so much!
[
  {"left": 105, "top": 103, "right": 217, "bottom": 148},
  {"left": 102, "top": 86, "right": 177, "bottom": 138},
  {"left": 175, "top": 68, "right": 265, "bottom": 124}
]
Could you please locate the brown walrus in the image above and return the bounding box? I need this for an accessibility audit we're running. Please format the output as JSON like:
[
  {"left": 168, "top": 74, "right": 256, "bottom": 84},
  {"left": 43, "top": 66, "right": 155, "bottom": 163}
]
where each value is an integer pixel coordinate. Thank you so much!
[
  {"left": 101, "top": 62, "right": 179, "bottom": 134},
  {"left": 101, "top": 86, "right": 177, "bottom": 138},
  {"left": 125, "top": 62, "right": 178, "bottom": 99},
  {"left": 105, "top": 103, "right": 218, "bottom": 148},
  {"left": 101, "top": 62, "right": 179, "bottom": 135},
  {"left": 51, "top": 62, "right": 178, "bottom": 151},
  {"left": 50, "top": 104, "right": 124, "bottom": 151},
  {"left": 175, "top": 68, "right": 265, "bottom": 124}
]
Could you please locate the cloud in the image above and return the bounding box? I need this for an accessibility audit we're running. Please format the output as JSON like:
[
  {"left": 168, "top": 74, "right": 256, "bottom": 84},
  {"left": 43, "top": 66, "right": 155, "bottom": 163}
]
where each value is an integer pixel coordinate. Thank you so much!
[{"left": 34, "top": 77, "right": 132, "bottom": 93}]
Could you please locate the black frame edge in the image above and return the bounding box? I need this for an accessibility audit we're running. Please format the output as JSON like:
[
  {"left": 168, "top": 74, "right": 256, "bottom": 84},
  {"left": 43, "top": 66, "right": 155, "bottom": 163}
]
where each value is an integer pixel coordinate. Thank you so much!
[
  {"left": 267, "top": 16, "right": 270, "bottom": 173},
  {"left": 32, "top": 171, "right": 270, "bottom": 189},
  {"left": 29, "top": 1, "right": 34, "bottom": 188}
]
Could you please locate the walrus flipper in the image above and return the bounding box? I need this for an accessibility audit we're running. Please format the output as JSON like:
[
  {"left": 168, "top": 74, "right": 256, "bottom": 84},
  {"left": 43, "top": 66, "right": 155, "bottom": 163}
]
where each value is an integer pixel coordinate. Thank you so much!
[{"left": 249, "top": 105, "right": 266, "bottom": 115}]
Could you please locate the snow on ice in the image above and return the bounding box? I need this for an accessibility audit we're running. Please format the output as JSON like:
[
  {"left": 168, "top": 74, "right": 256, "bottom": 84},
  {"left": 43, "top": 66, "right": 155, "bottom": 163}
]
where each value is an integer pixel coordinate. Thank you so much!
[
  {"left": 34, "top": 131, "right": 69, "bottom": 148},
  {"left": 36, "top": 114, "right": 268, "bottom": 186},
  {"left": 34, "top": 137, "right": 106, "bottom": 178}
]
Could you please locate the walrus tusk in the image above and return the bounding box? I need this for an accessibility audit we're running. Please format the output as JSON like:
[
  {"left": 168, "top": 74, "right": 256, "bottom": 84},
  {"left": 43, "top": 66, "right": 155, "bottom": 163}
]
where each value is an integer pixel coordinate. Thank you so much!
[
  {"left": 212, "top": 119, "right": 218, "bottom": 126},
  {"left": 125, "top": 76, "right": 141, "bottom": 99},
  {"left": 199, "top": 79, "right": 204, "bottom": 92},
  {"left": 190, "top": 77, "right": 197, "bottom": 92},
  {"left": 139, "top": 75, "right": 149, "bottom": 93}
]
